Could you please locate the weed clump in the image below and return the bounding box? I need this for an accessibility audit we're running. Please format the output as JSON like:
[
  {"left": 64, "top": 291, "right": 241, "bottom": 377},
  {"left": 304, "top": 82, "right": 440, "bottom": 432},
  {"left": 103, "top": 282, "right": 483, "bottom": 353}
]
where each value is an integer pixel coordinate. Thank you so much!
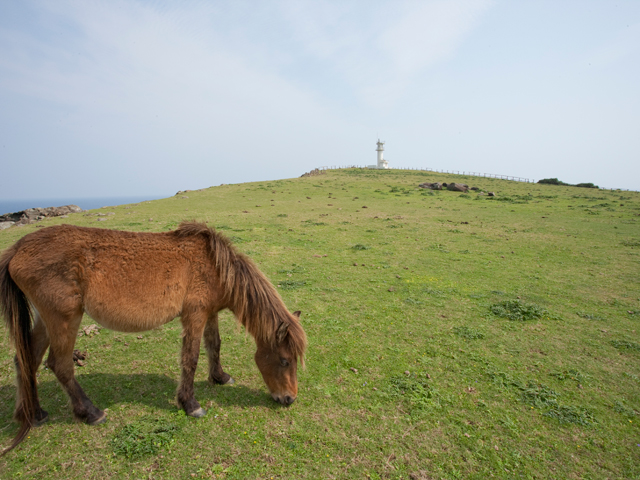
[
  {"left": 278, "top": 280, "right": 308, "bottom": 290},
  {"left": 543, "top": 406, "right": 597, "bottom": 426},
  {"left": 277, "top": 264, "right": 305, "bottom": 274},
  {"left": 404, "top": 297, "right": 423, "bottom": 305},
  {"left": 610, "top": 340, "right": 640, "bottom": 352},
  {"left": 621, "top": 239, "right": 640, "bottom": 247},
  {"left": 613, "top": 400, "right": 637, "bottom": 418},
  {"left": 453, "top": 326, "right": 484, "bottom": 340},
  {"left": 489, "top": 300, "right": 550, "bottom": 321},
  {"left": 520, "top": 382, "right": 559, "bottom": 408},
  {"left": 576, "top": 311, "right": 605, "bottom": 321},
  {"left": 111, "top": 417, "right": 181, "bottom": 459},
  {"left": 302, "top": 220, "right": 327, "bottom": 226},
  {"left": 485, "top": 370, "right": 596, "bottom": 425},
  {"left": 351, "top": 244, "right": 370, "bottom": 250},
  {"left": 387, "top": 372, "right": 442, "bottom": 410},
  {"left": 549, "top": 369, "right": 588, "bottom": 385}
]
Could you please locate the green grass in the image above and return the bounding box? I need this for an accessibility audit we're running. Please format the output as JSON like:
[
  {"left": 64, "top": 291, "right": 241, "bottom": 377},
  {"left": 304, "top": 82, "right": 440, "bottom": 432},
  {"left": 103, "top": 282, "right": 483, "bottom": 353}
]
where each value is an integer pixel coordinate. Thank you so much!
[{"left": 1, "top": 168, "right": 639, "bottom": 479}]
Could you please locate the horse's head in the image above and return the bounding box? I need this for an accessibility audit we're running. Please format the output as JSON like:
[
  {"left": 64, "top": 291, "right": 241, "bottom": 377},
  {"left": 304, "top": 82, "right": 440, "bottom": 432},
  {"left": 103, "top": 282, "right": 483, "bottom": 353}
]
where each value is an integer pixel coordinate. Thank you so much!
[{"left": 254, "top": 311, "right": 306, "bottom": 406}]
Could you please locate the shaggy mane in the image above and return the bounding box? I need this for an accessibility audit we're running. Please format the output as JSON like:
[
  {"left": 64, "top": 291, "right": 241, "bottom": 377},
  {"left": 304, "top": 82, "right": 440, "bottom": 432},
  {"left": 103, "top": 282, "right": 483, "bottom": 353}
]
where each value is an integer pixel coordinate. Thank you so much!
[{"left": 174, "top": 222, "right": 307, "bottom": 363}]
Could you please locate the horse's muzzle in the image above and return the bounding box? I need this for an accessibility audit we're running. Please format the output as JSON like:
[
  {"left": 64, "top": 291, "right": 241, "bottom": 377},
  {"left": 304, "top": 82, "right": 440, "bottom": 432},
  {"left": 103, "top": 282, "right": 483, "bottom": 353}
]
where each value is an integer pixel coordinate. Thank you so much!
[{"left": 273, "top": 394, "right": 296, "bottom": 406}]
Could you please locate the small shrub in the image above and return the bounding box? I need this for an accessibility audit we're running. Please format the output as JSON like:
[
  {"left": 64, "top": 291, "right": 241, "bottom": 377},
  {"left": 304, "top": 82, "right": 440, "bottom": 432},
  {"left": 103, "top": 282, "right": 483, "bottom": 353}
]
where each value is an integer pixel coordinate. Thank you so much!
[{"left": 538, "top": 178, "right": 569, "bottom": 186}]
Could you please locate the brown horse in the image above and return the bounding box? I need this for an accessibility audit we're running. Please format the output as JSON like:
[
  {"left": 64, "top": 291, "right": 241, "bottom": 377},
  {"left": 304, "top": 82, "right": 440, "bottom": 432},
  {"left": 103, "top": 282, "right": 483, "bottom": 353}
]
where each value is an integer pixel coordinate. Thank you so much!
[{"left": 0, "top": 221, "right": 306, "bottom": 454}]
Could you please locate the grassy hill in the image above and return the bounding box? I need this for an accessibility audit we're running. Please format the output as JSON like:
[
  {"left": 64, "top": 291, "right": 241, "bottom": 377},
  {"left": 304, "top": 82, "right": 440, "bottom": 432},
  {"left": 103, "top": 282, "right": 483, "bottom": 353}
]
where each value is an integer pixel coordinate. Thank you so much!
[{"left": 1, "top": 168, "right": 639, "bottom": 479}]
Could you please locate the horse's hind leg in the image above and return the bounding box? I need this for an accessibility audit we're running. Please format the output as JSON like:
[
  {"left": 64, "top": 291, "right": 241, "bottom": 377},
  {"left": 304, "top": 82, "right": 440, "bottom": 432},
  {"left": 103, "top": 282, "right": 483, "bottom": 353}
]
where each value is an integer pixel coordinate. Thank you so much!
[
  {"left": 203, "top": 312, "right": 234, "bottom": 385},
  {"left": 177, "top": 310, "right": 207, "bottom": 417},
  {"left": 45, "top": 311, "right": 106, "bottom": 425}
]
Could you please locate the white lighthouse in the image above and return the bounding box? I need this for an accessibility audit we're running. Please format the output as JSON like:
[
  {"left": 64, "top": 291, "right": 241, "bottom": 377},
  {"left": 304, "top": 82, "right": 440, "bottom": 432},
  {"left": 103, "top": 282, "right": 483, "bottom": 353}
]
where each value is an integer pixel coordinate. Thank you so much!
[{"left": 371, "top": 139, "right": 389, "bottom": 169}]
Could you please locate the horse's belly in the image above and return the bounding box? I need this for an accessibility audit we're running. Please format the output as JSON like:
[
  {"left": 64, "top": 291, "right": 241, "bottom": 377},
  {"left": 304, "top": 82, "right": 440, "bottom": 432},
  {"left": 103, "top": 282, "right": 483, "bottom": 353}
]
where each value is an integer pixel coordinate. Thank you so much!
[
  {"left": 83, "top": 285, "right": 185, "bottom": 333},
  {"left": 84, "top": 303, "right": 179, "bottom": 332}
]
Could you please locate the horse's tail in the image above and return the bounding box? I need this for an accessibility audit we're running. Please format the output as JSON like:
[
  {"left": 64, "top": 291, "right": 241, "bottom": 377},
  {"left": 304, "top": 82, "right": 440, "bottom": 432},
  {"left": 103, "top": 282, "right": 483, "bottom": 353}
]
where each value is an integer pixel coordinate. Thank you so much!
[{"left": 0, "top": 244, "right": 35, "bottom": 455}]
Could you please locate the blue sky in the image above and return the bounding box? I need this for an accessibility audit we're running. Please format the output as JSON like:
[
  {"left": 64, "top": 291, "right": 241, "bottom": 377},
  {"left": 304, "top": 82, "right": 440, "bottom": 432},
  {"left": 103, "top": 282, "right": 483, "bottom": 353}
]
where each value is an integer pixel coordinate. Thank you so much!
[{"left": 1, "top": 0, "right": 639, "bottom": 199}]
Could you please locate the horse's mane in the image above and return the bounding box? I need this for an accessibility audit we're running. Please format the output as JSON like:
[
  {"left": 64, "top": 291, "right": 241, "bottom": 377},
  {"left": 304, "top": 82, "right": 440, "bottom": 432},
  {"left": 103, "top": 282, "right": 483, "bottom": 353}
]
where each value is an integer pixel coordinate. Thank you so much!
[{"left": 174, "top": 222, "right": 306, "bottom": 364}]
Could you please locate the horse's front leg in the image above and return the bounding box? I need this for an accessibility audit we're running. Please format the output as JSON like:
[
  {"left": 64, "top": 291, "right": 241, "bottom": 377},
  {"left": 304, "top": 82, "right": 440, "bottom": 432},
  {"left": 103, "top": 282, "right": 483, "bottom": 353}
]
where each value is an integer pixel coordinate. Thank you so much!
[
  {"left": 203, "top": 312, "right": 234, "bottom": 385},
  {"left": 177, "top": 311, "right": 207, "bottom": 417}
]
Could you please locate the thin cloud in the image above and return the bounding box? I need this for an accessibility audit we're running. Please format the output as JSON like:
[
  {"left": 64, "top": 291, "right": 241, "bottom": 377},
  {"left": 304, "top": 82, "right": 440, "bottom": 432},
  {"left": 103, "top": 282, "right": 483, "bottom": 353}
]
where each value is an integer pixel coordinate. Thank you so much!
[{"left": 280, "top": 0, "right": 493, "bottom": 107}]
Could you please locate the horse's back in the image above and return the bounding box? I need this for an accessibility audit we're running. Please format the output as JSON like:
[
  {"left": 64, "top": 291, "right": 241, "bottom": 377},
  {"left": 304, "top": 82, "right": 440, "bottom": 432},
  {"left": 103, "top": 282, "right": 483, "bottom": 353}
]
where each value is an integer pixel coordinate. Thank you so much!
[{"left": 6, "top": 225, "right": 212, "bottom": 332}]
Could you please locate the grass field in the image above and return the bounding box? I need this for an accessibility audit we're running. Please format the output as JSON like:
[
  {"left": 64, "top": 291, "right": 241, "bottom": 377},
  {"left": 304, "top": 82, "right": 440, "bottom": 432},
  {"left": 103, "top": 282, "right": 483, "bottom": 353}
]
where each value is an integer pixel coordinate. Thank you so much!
[{"left": 1, "top": 168, "right": 639, "bottom": 479}]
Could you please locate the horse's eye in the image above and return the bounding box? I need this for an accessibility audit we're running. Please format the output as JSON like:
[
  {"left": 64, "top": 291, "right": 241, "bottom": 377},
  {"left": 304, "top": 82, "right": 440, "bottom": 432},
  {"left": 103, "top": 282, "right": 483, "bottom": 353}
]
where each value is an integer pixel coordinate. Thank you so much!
[{"left": 280, "top": 358, "right": 289, "bottom": 367}]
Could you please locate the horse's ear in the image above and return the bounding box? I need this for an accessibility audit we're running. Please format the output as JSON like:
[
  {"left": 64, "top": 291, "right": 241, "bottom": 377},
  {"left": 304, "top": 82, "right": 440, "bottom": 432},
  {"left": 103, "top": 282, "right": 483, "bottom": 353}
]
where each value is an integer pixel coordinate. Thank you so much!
[
  {"left": 293, "top": 311, "right": 301, "bottom": 318},
  {"left": 276, "top": 321, "right": 289, "bottom": 344}
]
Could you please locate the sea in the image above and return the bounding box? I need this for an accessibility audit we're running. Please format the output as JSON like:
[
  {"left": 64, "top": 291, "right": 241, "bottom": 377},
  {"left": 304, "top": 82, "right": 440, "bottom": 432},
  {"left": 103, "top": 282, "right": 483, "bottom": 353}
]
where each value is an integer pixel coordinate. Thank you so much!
[{"left": 0, "top": 195, "right": 169, "bottom": 216}]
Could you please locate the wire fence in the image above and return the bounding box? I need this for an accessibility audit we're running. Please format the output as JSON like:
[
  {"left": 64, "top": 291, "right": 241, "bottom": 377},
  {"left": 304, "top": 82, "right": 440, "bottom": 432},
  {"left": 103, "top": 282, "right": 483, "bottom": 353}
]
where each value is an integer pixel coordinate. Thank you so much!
[{"left": 318, "top": 165, "right": 534, "bottom": 183}]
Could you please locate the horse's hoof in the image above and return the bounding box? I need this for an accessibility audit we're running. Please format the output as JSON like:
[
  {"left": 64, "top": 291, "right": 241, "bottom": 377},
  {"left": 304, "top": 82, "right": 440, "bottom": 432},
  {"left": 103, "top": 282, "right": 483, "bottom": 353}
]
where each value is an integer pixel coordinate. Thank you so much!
[
  {"left": 89, "top": 412, "right": 107, "bottom": 426},
  {"left": 34, "top": 410, "right": 49, "bottom": 427},
  {"left": 209, "top": 374, "right": 235, "bottom": 385},
  {"left": 188, "top": 407, "right": 206, "bottom": 418}
]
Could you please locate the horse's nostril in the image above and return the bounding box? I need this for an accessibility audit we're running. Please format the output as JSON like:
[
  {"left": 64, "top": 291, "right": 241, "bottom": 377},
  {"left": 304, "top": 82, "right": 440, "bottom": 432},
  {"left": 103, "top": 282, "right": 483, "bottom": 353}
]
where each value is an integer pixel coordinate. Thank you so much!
[{"left": 284, "top": 395, "right": 295, "bottom": 405}]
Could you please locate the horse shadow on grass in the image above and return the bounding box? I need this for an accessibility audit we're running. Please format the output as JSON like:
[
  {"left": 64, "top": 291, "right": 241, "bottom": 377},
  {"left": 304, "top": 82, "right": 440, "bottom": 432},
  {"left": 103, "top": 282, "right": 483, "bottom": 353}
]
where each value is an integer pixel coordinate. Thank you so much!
[{"left": 0, "top": 372, "right": 281, "bottom": 436}]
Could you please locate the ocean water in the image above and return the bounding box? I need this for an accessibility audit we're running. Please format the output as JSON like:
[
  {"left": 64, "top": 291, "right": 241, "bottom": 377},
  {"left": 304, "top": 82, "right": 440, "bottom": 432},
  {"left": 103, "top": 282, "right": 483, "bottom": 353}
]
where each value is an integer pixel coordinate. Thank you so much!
[{"left": 0, "top": 195, "right": 168, "bottom": 216}]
